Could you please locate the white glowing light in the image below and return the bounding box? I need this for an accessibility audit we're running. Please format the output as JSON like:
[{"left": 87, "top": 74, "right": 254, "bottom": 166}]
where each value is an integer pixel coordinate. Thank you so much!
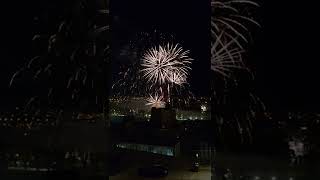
[
  {"left": 146, "top": 93, "right": 166, "bottom": 108},
  {"left": 201, "top": 105, "right": 208, "bottom": 112},
  {"left": 141, "top": 43, "right": 193, "bottom": 86},
  {"left": 167, "top": 71, "right": 187, "bottom": 86}
]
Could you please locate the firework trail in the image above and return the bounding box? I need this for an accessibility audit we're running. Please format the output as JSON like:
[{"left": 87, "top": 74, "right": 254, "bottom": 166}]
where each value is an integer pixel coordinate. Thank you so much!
[
  {"left": 211, "top": 0, "right": 260, "bottom": 45},
  {"left": 9, "top": 5, "right": 110, "bottom": 112},
  {"left": 213, "top": 92, "right": 267, "bottom": 144},
  {"left": 211, "top": 0, "right": 262, "bottom": 144},
  {"left": 211, "top": 0, "right": 259, "bottom": 78},
  {"left": 112, "top": 60, "right": 150, "bottom": 97},
  {"left": 211, "top": 31, "right": 245, "bottom": 77}
]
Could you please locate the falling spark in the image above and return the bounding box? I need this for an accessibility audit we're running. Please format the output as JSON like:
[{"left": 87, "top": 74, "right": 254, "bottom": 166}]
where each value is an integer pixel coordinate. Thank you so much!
[
  {"left": 211, "top": 0, "right": 262, "bottom": 144},
  {"left": 9, "top": 5, "right": 110, "bottom": 112},
  {"left": 9, "top": 67, "right": 25, "bottom": 87}
]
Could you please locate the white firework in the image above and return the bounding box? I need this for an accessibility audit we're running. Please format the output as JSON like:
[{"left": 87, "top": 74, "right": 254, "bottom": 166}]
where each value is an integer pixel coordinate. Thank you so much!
[
  {"left": 146, "top": 93, "right": 166, "bottom": 108},
  {"left": 211, "top": 0, "right": 259, "bottom": 78},
  {"left": 167, "top": 70, "right": 187, "bottom": 86},
  {"left": 211, "top": 31, "right": 245, "bottom": 77},
  {"left": 141, "top": 43, "right": 193, "bottom": 86},
  {"left": 211, "top": 0, "right": 260, "bottom": 45}
]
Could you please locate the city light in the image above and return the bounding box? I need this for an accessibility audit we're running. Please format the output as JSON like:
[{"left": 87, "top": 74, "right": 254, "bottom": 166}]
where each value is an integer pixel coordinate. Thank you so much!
[{"left": 201, "top": 105, "right": 208, "bottom": 112}]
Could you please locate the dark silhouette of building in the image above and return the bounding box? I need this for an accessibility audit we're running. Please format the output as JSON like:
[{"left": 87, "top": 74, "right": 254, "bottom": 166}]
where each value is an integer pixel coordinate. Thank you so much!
[{"left": 150, "top": 107, "right": 177, "bottom": 129}]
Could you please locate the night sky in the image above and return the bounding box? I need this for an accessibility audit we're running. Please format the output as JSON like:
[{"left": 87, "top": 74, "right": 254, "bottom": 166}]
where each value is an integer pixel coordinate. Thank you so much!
[
  {"left": 1, "top": 0, "right": 320, "bottom": 111},
  {"left": 111, "top": 0, "right": 211, "bottom": 97},
  {"left": 252, "top": 1, "right": 320, "bottom": 111},
  {"left": 1, "top": 0, "right": 77, "bottom": 109}
]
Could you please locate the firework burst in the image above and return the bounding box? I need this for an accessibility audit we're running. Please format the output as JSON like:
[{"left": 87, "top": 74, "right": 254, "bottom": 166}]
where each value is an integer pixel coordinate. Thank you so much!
[
  {"left": 141, "top": 43, "right": 193, "bottom": 86},
  {"left": 211, "top": 0, "right": 260, "bottom": 45},
  {"left": 211, "top": 0, "right": 262, "bottom": 145},
  {"left": 111, "top": 31, "right": 172, "bottom": 97},
  {"left": 167, "top": 71, "right": 187, "bottom": 86},
  {"left": 140, "top": 43, "right": 193, "bottom": 104},
  {"left": 211, "top": 31, "right": 245, "bottom": 77},
  {"left": 146, "top": 92, "right": 166, "bottom": 108},
  {"left": 211, "top": 0, "right": 259, "bottom": 79},
  {"left": 112, "top": 31, "right": 194, "bottom": 108}
]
